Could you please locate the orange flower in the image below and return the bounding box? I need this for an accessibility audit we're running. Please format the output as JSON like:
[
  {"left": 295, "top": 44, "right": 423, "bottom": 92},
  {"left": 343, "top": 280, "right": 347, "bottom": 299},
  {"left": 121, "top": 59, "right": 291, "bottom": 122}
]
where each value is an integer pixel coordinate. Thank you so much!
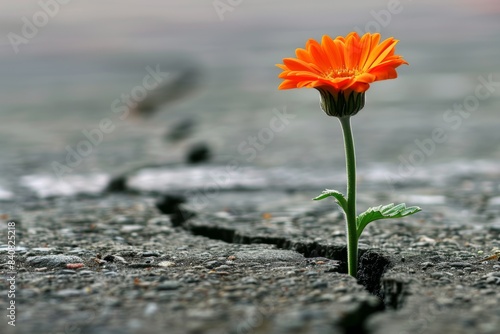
[{"left": 276, "top": 32, "right": 408, "bottom": 117}]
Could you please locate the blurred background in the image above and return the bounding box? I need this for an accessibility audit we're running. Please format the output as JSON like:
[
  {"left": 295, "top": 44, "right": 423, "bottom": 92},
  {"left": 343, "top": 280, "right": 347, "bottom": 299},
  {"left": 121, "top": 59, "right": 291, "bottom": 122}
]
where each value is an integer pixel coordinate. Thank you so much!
[{"left": 0, "top": 0, "right": 499, "bottom": 201}]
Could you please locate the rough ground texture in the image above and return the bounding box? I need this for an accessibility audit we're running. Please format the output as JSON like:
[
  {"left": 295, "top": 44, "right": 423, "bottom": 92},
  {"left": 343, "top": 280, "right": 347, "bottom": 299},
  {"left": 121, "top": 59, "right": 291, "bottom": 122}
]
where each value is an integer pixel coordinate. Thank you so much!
[
  {"left": 1, "top": 170, "right": 499, "bottom": 334},
  {"left": 2, "top": 1, "right": 500, "bottom": 333}
]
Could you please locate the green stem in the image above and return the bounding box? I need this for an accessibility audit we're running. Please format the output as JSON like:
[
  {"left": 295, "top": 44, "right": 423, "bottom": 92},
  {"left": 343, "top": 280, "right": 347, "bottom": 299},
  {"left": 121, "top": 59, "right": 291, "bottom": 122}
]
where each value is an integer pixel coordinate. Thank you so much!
[{"left": 339, "top": 116, "right": 358, "bottom": 278}]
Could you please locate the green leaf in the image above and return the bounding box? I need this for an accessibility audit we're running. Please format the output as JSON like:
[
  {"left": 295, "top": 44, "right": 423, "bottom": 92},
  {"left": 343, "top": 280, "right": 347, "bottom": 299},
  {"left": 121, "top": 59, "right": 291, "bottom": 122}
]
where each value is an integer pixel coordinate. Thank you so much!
[
  {"left": 313, "top": 189, "right": 348, "bottom": 213},
  {"left": 356, "top": 203, "right": 421, "bottom": 238}
]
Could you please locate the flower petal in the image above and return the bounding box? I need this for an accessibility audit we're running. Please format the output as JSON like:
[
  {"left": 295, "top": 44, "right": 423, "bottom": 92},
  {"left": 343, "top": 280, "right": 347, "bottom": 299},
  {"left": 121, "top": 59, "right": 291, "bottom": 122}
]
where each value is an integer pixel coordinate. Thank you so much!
[
  {"left": 357, "top": 33, "right": 374, "bottom": 70},
  {"left": 354, "top": 72, "right": 376, "bottom": 83},
  {"left": 276, "top": 32, "right": 407, "bottom": 96},
  {"left": 278, "top": 80, "right": 299, "bottom": 90},
  {"left": 307, "top": 39, "right": 331, "bottom": 71},
  {"left": 344, "top": 33, "right": 362, "bottom": 70},
  {"left": 363, "top": 37, "right": 398, "bottom": 71},
  {"left": 283, "top": 58, "right": 321, "bottom": 74},
  {"left": 295, "top": 48, "right": 313, "bottom": 63},
  {"left": 321, "top": 35, "right": 342, "bottom": 70}
]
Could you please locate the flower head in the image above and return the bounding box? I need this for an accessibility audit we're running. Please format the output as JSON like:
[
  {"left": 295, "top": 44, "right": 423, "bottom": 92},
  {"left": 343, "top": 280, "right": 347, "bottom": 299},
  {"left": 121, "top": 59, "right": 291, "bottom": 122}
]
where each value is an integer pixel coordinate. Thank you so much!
[{"left": 276, "top": 32, "right": 408, "bottom": 117}]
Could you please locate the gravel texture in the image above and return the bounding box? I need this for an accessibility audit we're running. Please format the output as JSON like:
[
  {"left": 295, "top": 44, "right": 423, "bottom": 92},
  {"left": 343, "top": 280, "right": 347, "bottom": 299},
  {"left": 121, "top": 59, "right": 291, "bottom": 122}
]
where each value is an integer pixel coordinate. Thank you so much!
[{"left": 1, "top": 171, "right": 499, "bottom": 333}]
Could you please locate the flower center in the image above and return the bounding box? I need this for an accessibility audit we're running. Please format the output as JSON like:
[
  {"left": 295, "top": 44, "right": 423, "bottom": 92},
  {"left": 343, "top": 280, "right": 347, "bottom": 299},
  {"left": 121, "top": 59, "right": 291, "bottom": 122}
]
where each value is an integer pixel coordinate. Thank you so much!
[{"left": 326, "top": 67, "right": 359, "bottom": 79}]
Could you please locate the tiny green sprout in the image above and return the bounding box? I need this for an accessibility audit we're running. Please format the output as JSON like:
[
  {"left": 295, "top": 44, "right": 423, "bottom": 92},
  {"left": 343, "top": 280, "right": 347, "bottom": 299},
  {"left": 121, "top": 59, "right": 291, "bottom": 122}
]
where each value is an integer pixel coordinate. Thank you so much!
[{"left": 277, "top": 32, "right": 421, "bottom": 277}]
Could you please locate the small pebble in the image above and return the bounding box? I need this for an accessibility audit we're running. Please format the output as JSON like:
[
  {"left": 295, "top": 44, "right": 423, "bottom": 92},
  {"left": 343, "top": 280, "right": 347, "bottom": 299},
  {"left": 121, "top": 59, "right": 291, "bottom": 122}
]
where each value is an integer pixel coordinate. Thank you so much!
[
  {"left": 54, "top": 289, "right": 84, "bottom": 298},
  {"left": 431, "top": 271, "right": 445, "bottom": 279},
  {"left": 158, "top": 261, "right": 175, "bottom": 268},
  {"left": 312, "top": 280, "right": 328, "bottom": 289},
  {"left": 57, "top": 269, "right": 77, "bottom": 275},
  {"left": 186, "top": 142, "right": 211, "bottom": 164},
  {"left": 421, "top": 262, "right": 434, "bottom": 269},
  {"left": 120, "top": 225, "right": 144, "bottom": 233},
  {"left": 103, "top": 255, "right": 128, "bottom": 264},
  {"left": 439, "top": 238, "right": 460, "bottom": 247},
  {"left": 157, "top": 281, "right": 181, "bottom": 291},
  {"left": 128, "top": 263, "right": 158, "bottom": 268},
  {"left": 27, "top": 255, "right": 84, "bottom": 268},
  {"left": 241, "top": 277, "right": 258, "bottom": 285},
  {"left": 156, "top": 194, "right": 186, "bottom": 215},
  {"left": 450, "top": 262, "right": 469, "bottom": 268},
  {"left": 142, "top": 251, "right": 161, "bottom": 257},
  {"left": 205, "top": 261, "right": 221, "bottom": 269},
  {"left": 144, "top": 303, "right": 159, "bottom": 317},
  {"left": 216, "top": 265, "right": 231, "bottom": 271}
]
